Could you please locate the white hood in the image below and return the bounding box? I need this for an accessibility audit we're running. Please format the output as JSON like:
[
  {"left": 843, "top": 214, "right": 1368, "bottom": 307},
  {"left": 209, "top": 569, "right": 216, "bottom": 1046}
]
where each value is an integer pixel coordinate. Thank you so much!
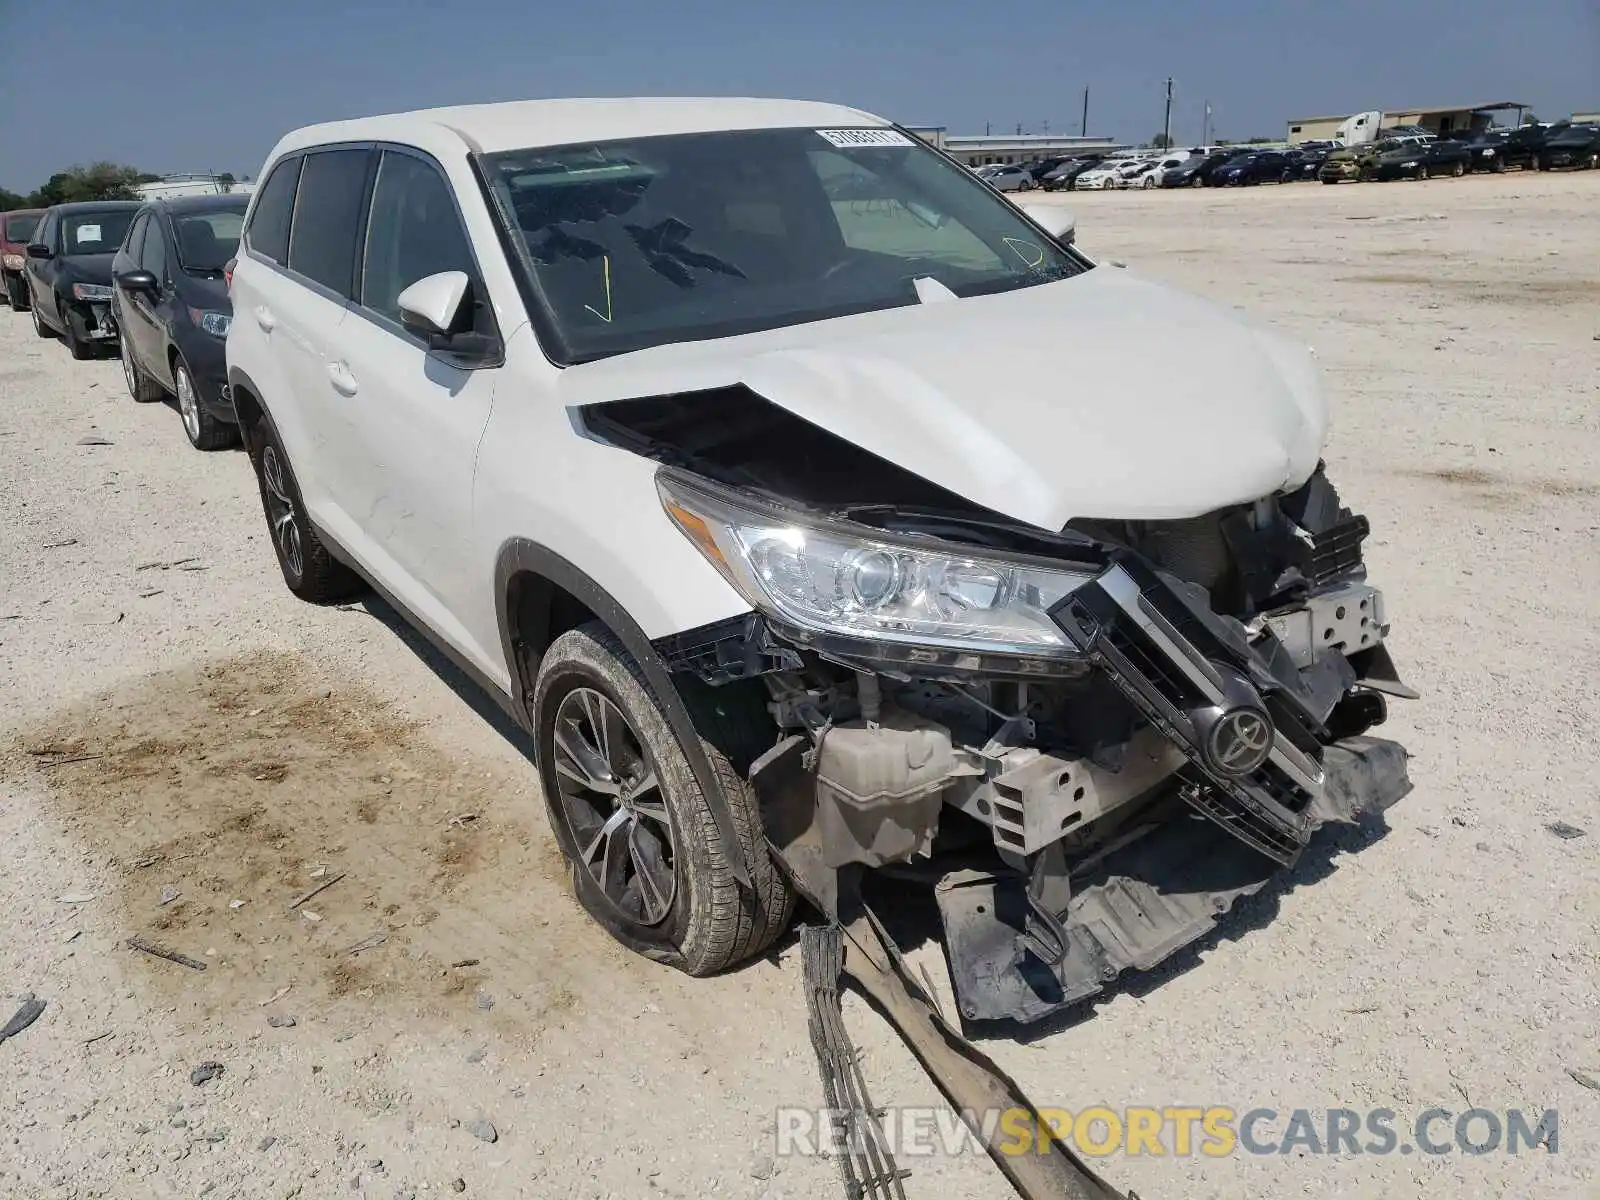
[{"left": 558, "top": 267, "right": 1328, "bottom": 531}]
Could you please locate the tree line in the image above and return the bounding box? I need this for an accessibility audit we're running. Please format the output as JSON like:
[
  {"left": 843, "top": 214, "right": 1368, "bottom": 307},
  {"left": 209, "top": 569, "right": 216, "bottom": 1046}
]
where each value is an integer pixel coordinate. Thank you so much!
[{"left": 0, "top": 162, "right": 237, "bottom": 211}]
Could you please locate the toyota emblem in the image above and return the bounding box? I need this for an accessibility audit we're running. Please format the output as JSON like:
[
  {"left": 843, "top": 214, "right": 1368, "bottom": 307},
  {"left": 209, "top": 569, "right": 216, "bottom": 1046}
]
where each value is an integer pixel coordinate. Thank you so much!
[{"left": 1207, "top": 708, "right": 1273, "bottom": 775}]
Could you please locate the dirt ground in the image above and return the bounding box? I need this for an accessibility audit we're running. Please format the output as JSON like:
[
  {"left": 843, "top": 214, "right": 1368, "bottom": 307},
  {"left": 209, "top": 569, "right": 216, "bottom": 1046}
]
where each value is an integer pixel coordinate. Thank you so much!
[{"left": 1, "top": 170, "right": 1597, "bottom": 1200}]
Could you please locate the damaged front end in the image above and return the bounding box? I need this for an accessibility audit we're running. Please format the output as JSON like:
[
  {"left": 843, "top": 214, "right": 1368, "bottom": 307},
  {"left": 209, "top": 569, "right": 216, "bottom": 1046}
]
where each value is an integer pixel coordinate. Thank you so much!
[{"left": 603, "top": 397, "right": 1415, "bottom": 1026}]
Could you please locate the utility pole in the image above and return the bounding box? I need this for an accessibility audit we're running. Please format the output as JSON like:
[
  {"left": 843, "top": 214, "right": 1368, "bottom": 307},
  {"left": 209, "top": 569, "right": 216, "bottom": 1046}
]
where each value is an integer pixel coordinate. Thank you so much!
[
  {"left": 1163, "top": 77, "right": 1174, "bottom": 148},
  {"left": 1203, "top": 99, "right": 1212, "bottom": 145},
  {"left": 1016, "top": 121, "right": 1023, "bottom": 136},
  {"left": 1081, "top": 87, "right": 1089, "bottom": 137},
  {"left": 985, "top": 120, "right": 991, "bottom": 135}
]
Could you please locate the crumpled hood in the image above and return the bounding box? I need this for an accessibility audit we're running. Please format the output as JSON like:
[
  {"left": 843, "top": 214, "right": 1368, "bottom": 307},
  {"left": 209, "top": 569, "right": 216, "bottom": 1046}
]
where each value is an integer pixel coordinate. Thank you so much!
[{"left": 559, "top": 267, "right": 1328, "bottom": 531}]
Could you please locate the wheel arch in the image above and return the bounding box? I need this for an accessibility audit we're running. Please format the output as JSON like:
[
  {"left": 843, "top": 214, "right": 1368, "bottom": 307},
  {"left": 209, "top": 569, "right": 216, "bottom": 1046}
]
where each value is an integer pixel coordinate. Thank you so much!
[
  {"left": 494, "top": 538, "right": 754, "bottom": 887},
  {"left": 227, "top": 366, "right": 267, "bottom": 451}
]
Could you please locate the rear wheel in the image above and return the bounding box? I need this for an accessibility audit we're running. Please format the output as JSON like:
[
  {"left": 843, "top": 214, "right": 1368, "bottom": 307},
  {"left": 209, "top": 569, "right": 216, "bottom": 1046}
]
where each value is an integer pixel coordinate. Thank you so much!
[
  {"left": 175, "top": 358, "right": 239, "bottom": 451},
  {"left": 121, "top": 339, "right": 165, "bottom": 402},
  {"left": 245, "top": 411, "right": 362, "bottom": 602},
  {"left": 532, "top": 624, "right": 793, "bottom": 976}
]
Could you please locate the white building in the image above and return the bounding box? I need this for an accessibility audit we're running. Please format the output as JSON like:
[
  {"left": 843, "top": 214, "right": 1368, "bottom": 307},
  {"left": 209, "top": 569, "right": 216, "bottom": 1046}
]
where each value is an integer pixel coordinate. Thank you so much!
[
  {"left": 135, "top": 173, "right": 255, "bottom": 200},
  {"left": 906, "top": 127, "right": 1117, "bottom": 167}
]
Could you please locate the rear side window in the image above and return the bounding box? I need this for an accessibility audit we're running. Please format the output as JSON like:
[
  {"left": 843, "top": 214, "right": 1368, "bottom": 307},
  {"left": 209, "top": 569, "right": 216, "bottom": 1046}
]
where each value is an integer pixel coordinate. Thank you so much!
[
  {"left": 360, "top": 150, "right": 474, "bottom": 324},
  {"left": 287, "top": 149, "right": 372, "bottom": 298},
  {"left": 246, "top": 156, "right": 301, "bottom": 264}
]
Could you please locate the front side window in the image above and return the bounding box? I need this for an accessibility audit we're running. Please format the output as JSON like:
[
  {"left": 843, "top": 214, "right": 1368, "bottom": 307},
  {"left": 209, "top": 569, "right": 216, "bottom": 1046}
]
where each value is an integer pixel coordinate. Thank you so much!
[
  {"left": 141, "top": 214, "right": 168, "bottom": 277},
  {"left": 246, "top": 156, "right": 300, "bottom": 264},
  {"left": 121, "top": 212, "right": 148, "bottom": 261},
  {"left": 484, "top": 127, "right": 1086, "bottom": 364},
  {"left": 33, "top": 213, "right": 56, "bottom": 249},
  {"left": 175, "top": 208, "right": 246, "bottom": 274},
  {"left": 360, "top": 150, "right": 474, "bottom": 324},
  {"left": 287, "top": 149, "right": 371, "bottom": 297},
  {"left": 4, "top": 213, "right": 40, "bottom": 243},
  {"left": 62, "top": 210, "right": 136, "bottom": 256}
]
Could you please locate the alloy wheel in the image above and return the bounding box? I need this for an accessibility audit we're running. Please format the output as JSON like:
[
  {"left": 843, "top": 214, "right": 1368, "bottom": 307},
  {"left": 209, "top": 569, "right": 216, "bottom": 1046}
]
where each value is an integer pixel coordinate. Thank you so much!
[
  {"left": 176, "top": 366, "right": 201, "bottom": 443},
  {"left": 260, "top": 445, "right": 303, "bottom": 579},
  {"left": 550, "top": 686, "right": 677, "bottom": 925},
  {"left": 122, "top": 346, "right": 138, "bottom": 398}
]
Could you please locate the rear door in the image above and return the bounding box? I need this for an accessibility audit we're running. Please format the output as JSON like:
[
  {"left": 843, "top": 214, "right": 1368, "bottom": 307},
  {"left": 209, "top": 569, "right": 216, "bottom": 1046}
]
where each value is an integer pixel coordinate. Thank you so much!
[
  {"left": 239, "top": 148, "right": 374, "bottom": 520},
  {"left": 320, "top": 146, "right": 503, "bottom": 668}
]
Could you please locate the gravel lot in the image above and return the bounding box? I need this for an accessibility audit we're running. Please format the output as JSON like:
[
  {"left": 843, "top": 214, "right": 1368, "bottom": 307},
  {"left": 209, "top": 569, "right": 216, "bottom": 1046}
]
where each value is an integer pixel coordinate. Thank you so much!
[{"left": 1, "top": 171, "right": 1597, "bottom": 1200}]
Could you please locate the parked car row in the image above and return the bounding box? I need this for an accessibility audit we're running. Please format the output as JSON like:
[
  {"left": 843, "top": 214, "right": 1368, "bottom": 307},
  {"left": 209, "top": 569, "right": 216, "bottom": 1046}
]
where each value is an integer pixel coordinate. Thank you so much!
[
  {"left": 1, "top": 193, "right": 248, "bottom": 449},
  {"left": 1320, "top": 123, "right": 1600, "bottom": 183},
  {"left": 0, "top": 98, "right": 1413, "bottom": 1023},
  {"left": 981, "top": 122, "right": 1600, "bottom": 197}
]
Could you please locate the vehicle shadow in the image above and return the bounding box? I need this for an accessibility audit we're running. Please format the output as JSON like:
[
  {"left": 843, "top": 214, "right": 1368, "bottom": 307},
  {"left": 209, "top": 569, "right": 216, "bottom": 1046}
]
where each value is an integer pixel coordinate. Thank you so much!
[{"left": 344, "top": 590, "right": 537, "bottom": 761}]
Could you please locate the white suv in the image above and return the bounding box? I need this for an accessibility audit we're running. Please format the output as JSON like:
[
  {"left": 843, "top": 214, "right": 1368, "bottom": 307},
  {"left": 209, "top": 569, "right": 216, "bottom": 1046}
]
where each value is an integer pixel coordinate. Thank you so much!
[{"left": 227, "top": 98, "right": 1412, "bottom": 1020}]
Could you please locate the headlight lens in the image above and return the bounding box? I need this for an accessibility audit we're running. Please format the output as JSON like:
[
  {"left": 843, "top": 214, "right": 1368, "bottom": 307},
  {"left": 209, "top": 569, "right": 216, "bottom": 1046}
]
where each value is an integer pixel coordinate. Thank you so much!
[
  {"left": 2, "top": 253, "right": 22, "bottom": 270},
  {"left": 71, "top": 282, "right": 113, "bottom": 301},
  {"left": 190, "top": 309, "right": 231, "bottom": 337},
  {"left": 657, "top": 473, "right": 1095, "bottom": 659}
]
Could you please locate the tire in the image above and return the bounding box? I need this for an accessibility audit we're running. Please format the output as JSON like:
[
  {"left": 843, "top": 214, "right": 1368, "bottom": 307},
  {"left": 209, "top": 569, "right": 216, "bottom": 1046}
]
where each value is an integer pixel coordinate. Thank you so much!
[
  {"left": 532, "top": 623, "right": 794, "bottom": 976},
  {"left": 31, "top": 293, "right": 54, "bottom": 338},
  {"left": 121, "top": 337, "right": 165, "bottom": 403},
  {"left": 1451, "top": 162, "right": 1465, "bottom": 178},
  {"left": 1418, "top": 165, "right": 1430, "bottom": 181},
  {"left": 61, "top": 302, "right": 92, "bottom": 360},
  {"left": 244, "top": 410, "right": 362, "bottom": 602},
  {"left": 174, "top": 357, "right": 238, "bottom": 451},
  {"left": 1191, "top": 175, "right": 1204, "bottom": 187},
  {"left": 3, "top": 273, "right": 25, "bottom": 310},
  {"left": 1142, "top": 176, "right": 1156, "bottom": 189}
]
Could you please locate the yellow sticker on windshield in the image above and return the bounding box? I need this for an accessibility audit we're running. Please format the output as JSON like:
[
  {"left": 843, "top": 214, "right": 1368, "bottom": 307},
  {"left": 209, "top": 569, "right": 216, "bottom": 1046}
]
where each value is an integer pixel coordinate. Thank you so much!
[{"left": 1002, "top": 238, "right": 1046, "bottom": 268}]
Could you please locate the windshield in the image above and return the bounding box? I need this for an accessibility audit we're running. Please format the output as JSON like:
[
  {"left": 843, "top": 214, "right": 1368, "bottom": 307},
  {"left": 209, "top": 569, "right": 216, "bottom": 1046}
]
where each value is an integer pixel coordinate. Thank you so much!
[
  {"left": 4, "top": 213, "right": 40, "bottom": 243},
  {"left": 484, "top": 127, "right": 1086, "bottom": 364},
  {"left": 61, "top": 210, "right": 136, "bottom": 255},
  {"left": 174, "top": 208, "right": 246, "bottom": 272}
]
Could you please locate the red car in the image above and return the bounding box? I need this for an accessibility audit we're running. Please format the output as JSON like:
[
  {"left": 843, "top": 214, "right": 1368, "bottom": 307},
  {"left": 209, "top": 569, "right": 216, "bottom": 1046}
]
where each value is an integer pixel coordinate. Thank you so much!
[{"left": 2, "top": 208, "right": 44, "bottom": 309}]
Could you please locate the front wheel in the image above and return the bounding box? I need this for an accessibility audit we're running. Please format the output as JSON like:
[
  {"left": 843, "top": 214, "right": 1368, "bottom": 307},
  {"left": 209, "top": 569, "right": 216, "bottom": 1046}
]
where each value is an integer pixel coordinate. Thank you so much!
[
  {"left": 3, "top": 273, "right": 25, "bottom": 310},
  {"left": 1451, "top": 162, "right": 1465, "bottom": 178},
  {"left": 533, "top": 624, "right": 794, "bottom": 976},
  {"left": 31, "top": 294, "right": 53, "bottom": 338},
  {"left": 175, "top": 359, "right": 239, "bottom": 451},
  {"left": 60, "top": 303, "right": 92, "bottom": 360}
]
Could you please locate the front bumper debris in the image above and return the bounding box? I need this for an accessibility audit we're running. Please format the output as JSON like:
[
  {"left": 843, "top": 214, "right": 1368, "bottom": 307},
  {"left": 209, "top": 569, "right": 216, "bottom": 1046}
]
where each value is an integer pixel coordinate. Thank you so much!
[
  {"left": 929, "top": 554, "right": 1412, "bottom": 1025},
  {"left": 936, "top": 735, "right": 1408, "bottom": 1024}
]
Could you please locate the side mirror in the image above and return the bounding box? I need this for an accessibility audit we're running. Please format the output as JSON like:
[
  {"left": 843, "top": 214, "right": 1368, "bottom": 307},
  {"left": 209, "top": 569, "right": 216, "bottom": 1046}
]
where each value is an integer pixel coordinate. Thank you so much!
[
  {"left": 1014, "top": 200, "right": 1076, "bottom": 246},
  {"left": 396, "top": 270, "right": 501, "bottom": 367},
  {"left": 397, "top": 270, "right": 470, "bottom": 338},
  {"left": 25, "top": 243, "right": 51, "bottom": 260},
  {"left": 116, "top": 269, "right": 159, "bottom": 295}
]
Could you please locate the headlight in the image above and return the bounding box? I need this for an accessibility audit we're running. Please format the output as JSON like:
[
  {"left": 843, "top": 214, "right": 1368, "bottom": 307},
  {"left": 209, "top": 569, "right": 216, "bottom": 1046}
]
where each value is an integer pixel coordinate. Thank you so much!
[
  {"left": 71, "top": 283, "right": 113, "bottom": 301},
  {"left": 1402, "top": 160, "right": 1418, "bottom": 168},
  {"left": 189, "top": 308, "right": 231, "bottom": 337},
  {"left": 2, "top": 253, "right": 22, "bottom": 270},
  {"left": 657, "top": 472, "right": 1096, "bottom": 660}
]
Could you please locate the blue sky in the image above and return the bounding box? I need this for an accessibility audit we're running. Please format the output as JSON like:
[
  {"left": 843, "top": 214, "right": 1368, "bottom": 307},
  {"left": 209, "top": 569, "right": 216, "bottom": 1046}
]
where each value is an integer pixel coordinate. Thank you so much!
[{"left": 2, "top": 0, "right": 1596, "bottom": 191}]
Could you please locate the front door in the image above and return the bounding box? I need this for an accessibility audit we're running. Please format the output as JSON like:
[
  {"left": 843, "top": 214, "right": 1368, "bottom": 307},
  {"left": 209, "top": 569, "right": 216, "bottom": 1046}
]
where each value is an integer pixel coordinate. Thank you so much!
[{"left": 316, "top": 147, "right": 502, "bottom": 675}]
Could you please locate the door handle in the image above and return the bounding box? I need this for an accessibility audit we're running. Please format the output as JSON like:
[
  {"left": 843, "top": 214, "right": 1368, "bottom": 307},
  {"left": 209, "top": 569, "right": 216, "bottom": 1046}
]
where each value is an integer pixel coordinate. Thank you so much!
[
  {"left": 254, "top": 305, "right": 275, "bottom": 332},
  {"left": 326, "top": 362, "right": 358, "bottom": 396}
]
